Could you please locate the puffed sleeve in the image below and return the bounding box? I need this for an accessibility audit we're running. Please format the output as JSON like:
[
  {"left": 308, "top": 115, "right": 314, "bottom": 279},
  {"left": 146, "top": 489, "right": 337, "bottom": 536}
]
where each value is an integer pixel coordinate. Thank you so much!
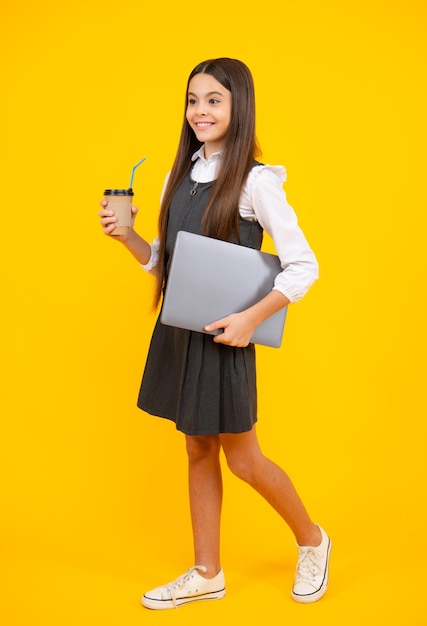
[
  {"left": 141, "top": 237, "right": 160, "bottom": 272},
  {"left": 244, "top": 165, "right": 319, "bottom": 302}
]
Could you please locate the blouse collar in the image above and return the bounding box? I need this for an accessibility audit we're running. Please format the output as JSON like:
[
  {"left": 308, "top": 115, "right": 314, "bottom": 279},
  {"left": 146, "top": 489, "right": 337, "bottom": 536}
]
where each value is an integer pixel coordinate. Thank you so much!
[{"left": 191, "top": 145, "right": 223, "bottom": 162}]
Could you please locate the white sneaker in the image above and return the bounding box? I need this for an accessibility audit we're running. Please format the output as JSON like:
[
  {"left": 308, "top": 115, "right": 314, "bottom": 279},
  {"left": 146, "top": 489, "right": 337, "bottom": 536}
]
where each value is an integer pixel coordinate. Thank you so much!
[
  {"left": 291, "top": 526, "right": 331, "bottom": 603},
  {"left": 141, "top": 565, "right": 226, "bottom": 610}
]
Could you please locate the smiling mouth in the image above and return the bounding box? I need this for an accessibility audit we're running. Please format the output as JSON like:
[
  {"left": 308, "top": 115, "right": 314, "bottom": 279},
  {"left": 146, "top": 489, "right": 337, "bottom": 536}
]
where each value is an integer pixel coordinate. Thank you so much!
[{"left": 196, "top": 122, "right": 214, "bottom": 129}]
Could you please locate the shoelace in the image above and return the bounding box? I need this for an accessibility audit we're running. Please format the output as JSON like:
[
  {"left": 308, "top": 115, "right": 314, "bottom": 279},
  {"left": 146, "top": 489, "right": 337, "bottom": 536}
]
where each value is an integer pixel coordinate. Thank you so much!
[
  {"left": 165, "top": 565, "right": 207, "bottom": 608},
  {"left": 294, "top": 548, "right": 324, "bottom": 588}
]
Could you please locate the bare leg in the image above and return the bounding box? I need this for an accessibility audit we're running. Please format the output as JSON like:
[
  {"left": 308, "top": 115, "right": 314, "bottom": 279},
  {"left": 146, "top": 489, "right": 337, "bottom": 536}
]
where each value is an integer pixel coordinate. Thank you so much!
[
  {"left": 185, "top": 434, "right": 223, "bottom": 577},
  {"left": 220, "top": 426, "right": 321, "bottom": 547}
]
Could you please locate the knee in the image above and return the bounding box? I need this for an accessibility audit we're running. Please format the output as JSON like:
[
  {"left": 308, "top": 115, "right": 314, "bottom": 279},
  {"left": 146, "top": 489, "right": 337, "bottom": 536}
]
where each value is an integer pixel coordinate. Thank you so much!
[
  {"left": 185, "top": 435, "right": 221, "bottom": 464},
  {"left": 223, "top": 451, "right": 256, "bottom": 484}
]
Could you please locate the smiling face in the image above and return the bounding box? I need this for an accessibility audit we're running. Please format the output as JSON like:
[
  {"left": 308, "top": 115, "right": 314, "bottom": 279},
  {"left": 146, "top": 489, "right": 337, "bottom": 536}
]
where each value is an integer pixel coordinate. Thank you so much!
[{"left": 186, "top": 72, "right": 232, "bottom": 158}]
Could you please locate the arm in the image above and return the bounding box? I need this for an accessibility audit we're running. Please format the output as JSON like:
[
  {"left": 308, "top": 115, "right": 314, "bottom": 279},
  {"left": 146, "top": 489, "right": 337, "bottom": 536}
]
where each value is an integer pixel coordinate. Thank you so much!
[
  {"left": 206, "top": 165, "right": 318, "bottom": 347},
  {"left": 247, "top": 166, "right": 319, "bottom": 302},
  {"left": 99, "top": 171, "right": 170, "bottom": 268},
  {"left": 121, "top": 226, "right": 153, "bottom": 266}
]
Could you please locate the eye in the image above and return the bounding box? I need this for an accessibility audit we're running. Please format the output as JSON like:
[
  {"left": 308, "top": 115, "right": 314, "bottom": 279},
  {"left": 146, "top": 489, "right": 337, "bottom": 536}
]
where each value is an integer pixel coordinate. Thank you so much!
[
  {"left": 209, "top": 98, "right": 220, "bottom": 104},
  {"left": 187, "top": 98, "right": 197, "bottom": 105}
]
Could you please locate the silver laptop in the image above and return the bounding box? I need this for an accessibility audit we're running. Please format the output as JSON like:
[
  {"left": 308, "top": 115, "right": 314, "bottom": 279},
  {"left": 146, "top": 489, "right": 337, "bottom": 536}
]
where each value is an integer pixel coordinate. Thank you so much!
[{"left": 160, "top": 231, "right": 287, "bottom": 347}]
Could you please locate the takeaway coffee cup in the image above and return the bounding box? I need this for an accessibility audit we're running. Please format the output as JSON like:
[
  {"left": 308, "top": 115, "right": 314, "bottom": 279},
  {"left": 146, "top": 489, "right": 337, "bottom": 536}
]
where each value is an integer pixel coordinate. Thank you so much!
[{"left": 104, "top": 188, "right": 134, "bottom": 236}]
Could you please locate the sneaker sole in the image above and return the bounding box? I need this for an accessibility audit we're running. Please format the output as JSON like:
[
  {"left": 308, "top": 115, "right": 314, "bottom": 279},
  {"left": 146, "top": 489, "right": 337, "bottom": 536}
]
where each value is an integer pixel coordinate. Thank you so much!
[
  {"left": 142, "top": 588, "right": 226, "bottom": 610},
  {"left": 291, "top": 537, "right": 332, "bottom": 604}
]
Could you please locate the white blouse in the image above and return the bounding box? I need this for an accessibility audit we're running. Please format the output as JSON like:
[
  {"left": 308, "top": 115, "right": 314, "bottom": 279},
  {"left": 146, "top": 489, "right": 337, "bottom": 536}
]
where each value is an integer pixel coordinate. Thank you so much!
[{"left": 142, "top": 146, "right": 319, "bottom": 303}]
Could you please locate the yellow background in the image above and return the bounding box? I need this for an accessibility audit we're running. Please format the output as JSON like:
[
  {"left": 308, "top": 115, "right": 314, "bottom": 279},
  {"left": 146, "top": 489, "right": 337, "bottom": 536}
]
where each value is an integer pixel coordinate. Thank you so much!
[{"left": 1, "top": 0, "right": 426, "bottom": 624}]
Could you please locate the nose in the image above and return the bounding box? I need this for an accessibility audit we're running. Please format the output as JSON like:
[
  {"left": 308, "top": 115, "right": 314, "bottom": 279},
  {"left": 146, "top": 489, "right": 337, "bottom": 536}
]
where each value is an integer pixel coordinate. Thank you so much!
[{"left": 195, "top": 101, "right": 207, "bottom": 116}]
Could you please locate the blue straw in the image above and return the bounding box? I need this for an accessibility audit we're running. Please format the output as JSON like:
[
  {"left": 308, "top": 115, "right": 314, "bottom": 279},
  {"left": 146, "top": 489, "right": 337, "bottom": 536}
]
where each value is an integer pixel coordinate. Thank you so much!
[{"left": 129, "top": 157, "right": 146, "bottom": 189}]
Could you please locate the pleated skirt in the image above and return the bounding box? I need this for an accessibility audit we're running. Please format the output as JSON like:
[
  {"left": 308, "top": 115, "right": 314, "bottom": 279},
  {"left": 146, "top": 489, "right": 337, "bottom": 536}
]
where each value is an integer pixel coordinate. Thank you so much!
[{"left": 137, "top": 315, "right": 257, "bottom": 435}]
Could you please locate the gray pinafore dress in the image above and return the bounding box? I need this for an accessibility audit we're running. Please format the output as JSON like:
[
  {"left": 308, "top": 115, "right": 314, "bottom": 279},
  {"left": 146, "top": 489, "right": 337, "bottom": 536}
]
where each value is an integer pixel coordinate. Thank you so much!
[{"left": 137, "top": 165, "right": 264, "bottom": 436}]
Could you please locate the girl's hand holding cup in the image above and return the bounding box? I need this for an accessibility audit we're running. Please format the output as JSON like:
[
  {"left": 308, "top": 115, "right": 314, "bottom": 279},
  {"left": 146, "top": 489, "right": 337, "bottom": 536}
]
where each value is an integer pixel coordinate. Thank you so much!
[{"left": 98, "top": 199, "right": 139, "bottom": 243}]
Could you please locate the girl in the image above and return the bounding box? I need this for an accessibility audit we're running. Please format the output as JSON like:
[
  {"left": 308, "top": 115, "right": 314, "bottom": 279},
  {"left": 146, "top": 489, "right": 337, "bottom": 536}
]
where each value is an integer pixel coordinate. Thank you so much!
[{"left": 99, "top": 57, "right": 331, "bottom": 609}]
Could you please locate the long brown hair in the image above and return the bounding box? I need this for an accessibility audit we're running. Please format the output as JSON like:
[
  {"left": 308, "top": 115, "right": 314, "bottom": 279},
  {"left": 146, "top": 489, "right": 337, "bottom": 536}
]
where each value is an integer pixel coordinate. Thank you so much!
[{"left": 153, "top": 58, "right": 261, "bottom": 308}]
